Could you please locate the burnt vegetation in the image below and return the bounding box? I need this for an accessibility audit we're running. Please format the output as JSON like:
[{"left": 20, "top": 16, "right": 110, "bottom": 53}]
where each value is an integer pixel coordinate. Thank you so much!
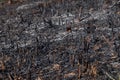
[{"left": 0, "top": 0, "right": 120, "bottom": 80}]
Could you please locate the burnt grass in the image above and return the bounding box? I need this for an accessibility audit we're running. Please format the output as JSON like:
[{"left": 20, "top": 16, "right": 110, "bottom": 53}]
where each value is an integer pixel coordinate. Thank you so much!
[{"left": 0, "top": 0, "right": 120, "bottom": 80}]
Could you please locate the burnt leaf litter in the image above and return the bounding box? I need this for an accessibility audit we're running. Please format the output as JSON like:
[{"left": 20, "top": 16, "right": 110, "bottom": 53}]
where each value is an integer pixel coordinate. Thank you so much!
[{"left": 0, "top": 0, "right": 120, "bottom": 80}]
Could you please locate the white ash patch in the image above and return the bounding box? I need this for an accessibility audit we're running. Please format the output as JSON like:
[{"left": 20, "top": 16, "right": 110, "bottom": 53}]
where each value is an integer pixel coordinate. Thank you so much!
[
  {"left": 51, "top": 13, "right": 75, "bottom": 25},
  {"left": 1, "top": 42, "right": 11, "bottom": 49},
  {"left": 16, "top": 3, "right": 36, "bottom": 11},
  {"left": 51, "top": 31, "right": 79, "bottom": 42},
  {"left": 17, "top": 40, "right": 32, "bottom": 48},
  {"left": 51, "top": 32, "right": 68, "bottom": 41},
  {"left": 16, "top": 1, "right": 45, "bottom": 11}
]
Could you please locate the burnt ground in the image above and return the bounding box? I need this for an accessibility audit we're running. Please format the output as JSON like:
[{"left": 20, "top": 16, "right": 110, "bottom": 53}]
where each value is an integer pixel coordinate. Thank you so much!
[{"left": 0, "top": 0, "right": 120, "bottom": 80}]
